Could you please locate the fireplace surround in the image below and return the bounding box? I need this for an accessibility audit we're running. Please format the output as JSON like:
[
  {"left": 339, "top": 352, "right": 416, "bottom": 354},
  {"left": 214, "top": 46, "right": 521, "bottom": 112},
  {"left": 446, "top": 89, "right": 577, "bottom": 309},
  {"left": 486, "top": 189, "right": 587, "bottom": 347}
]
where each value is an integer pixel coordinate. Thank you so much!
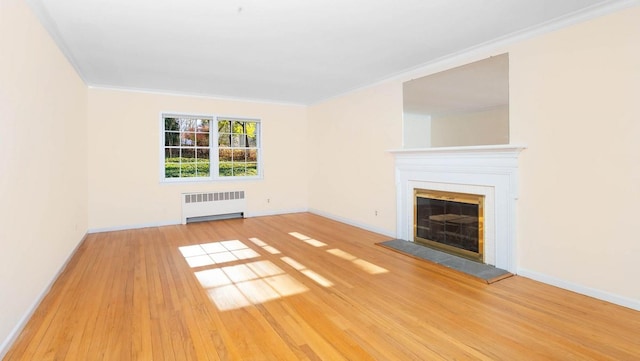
[{"left": 390, "top": 145, "right": 525, "bottom": 272}]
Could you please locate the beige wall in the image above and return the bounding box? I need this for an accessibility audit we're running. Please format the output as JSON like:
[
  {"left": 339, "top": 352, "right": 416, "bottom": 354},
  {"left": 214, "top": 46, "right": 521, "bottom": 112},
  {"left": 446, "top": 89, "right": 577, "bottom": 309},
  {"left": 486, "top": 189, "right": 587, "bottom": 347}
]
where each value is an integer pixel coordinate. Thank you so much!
[
  {"left": 509, "top": 6, "right": 640, "bottom": 304},
  {"left": 307, "top": 82, "right": 402, "bottom": 236},
  {"left": 430, "top": 105, "right": 509, "bottom": 147},
  {"left": 87, "top": 89, "right": 309, "bottom": 230},
  {"left": 0, "top": 0, "right": 88, "bottom": 351}
]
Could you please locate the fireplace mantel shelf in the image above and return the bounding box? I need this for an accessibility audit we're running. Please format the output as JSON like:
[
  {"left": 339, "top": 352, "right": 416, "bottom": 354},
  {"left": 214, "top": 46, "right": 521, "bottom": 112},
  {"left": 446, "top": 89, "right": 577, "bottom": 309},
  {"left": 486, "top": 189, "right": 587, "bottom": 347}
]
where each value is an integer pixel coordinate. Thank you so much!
[{"left": 388, "top": 144, "right": 526, "bottom": 156}]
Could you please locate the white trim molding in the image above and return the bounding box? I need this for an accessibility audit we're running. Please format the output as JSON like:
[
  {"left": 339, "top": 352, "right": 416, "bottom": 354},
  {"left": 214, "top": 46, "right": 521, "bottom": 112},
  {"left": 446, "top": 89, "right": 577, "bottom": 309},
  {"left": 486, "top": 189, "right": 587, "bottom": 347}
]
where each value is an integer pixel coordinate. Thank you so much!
[{"left": 389, "top": 144, "right": 526, "bottom": 273}]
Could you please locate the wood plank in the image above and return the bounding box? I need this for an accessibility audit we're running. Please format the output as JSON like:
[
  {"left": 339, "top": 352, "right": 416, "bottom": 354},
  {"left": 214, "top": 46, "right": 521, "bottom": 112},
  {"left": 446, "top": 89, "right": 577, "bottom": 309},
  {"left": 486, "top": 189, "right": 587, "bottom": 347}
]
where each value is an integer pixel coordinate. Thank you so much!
[{"left": 4, "top": 213, "right": 640, "bottom": 360}]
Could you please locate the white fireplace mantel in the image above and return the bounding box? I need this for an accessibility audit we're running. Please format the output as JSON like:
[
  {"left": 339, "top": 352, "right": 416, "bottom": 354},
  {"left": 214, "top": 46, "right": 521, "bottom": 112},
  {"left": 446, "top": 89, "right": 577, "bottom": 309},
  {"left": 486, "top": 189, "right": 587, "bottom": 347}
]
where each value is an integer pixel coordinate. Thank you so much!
[{"left": 389, "top": 144, "right": 526, "bottom": 273}]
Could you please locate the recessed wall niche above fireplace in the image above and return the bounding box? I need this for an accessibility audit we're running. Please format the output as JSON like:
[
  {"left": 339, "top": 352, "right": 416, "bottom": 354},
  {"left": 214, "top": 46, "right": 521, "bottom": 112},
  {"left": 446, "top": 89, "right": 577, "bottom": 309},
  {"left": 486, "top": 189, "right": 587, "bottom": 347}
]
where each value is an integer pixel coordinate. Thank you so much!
[
  {"left": 402, "top": 53, "right": 509, "bottom": 148},
  {"left": 414, "top": 189, "right": 484, "bottom": 262}
]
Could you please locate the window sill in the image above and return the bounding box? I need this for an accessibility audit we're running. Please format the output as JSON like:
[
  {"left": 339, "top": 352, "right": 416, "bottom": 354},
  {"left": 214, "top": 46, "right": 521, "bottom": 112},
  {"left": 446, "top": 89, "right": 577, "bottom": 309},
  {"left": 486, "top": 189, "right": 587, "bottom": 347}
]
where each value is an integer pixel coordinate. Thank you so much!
[{"left": 160, "top": 175, "right": 264, "bottom": 184}]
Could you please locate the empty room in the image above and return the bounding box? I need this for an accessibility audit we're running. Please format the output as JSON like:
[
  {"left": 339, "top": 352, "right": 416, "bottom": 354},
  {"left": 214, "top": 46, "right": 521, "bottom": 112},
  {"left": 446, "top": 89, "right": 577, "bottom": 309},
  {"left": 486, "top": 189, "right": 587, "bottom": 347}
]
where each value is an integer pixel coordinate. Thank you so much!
[{"left": 1, "top": 0, "right": 639, "bottom": 359}]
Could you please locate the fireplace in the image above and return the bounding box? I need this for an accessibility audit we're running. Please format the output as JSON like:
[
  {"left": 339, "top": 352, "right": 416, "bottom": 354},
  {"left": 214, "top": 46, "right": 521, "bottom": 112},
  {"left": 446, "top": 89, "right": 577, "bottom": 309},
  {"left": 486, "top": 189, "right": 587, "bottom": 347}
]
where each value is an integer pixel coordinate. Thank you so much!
[
  {"left": 390, "top": 145, "right": 525, "bottom": 272},
  {"left": 414, "top": 189, "right": 484, "bottom": 262}
]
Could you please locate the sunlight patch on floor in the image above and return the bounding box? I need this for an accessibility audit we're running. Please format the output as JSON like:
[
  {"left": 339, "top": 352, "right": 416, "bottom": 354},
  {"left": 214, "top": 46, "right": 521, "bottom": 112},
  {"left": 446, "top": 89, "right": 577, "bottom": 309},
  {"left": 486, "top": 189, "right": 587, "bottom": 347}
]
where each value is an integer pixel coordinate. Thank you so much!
[
  {"left": 179, "top": 240, "right": 259, "bottom": 268},
  {"left": 194, "top": 259, "right": 308, "bottom": 311},
  {"left": 327, "top": 248, "right": 389, "bottom": 275},
  {"left": 326, "top": 248, "right": 357, "bottom": 261},
  {"left": 288, "top": 232, "right": 327, "bottom": 247},
  {"left": 288, "top": 232, "right": 309, "bottom": 240},
  {"left": 287, "top": 233, "right": 389, "bottom": 275},
  {"left": 280, "top": 256, "right": 305, "bottom": 270},
  {"left": 182, "top": 239, "right": 310, "bottom": 311},
  {"left": 281, "top": 256, "right": 334, "bottom": 287},
  {"left": 249, "top": 237, "right": 281, "bottom": 254},
  {"left": 352, "top": 259, "right": 388, "bottom": 274},
  {"left": 181, "top": 234, "right": 385, "bottom": 312}
]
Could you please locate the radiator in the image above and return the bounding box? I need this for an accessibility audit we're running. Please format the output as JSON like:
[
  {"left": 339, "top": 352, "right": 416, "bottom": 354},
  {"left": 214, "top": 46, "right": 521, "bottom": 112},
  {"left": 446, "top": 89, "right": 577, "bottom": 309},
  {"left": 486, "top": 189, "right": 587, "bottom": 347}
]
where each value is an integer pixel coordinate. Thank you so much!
[{"left": 181, "top": 191, "right": 246, "bottom": 224}]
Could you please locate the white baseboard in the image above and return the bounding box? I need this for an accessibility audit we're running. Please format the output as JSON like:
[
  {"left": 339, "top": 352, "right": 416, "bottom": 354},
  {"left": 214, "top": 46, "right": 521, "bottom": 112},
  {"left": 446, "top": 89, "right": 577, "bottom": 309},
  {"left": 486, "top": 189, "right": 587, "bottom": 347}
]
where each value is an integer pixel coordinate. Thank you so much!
[
  {"left": 0, "top": 232, "right": 88, "bottom": 359},
  {"left": 517, "top": 268, "right": 640, "bottom": 312},
  {"left": 245, "top": 207, "right": 308, "bottom": 218},
  {"left": 308, "top": 208, "right": 396, "bottom": 238},
  {"left": 88, "top": 220, "right": 180, "bottom": 233}
]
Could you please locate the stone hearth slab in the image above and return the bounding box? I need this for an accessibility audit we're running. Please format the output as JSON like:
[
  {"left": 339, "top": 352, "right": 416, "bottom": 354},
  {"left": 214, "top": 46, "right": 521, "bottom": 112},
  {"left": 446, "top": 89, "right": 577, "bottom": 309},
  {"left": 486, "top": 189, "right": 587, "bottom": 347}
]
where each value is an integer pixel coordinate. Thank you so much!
[{"left": 377, "top": 239, "right": 512, "bottom": 283}]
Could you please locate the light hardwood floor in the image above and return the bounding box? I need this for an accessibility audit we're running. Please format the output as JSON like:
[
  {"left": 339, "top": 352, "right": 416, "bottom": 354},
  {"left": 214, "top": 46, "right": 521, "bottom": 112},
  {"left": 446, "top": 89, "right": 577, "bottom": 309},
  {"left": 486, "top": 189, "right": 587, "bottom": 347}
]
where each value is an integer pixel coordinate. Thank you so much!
[{"left": 4, "top": 213, "right": 640, "bottom": 360}]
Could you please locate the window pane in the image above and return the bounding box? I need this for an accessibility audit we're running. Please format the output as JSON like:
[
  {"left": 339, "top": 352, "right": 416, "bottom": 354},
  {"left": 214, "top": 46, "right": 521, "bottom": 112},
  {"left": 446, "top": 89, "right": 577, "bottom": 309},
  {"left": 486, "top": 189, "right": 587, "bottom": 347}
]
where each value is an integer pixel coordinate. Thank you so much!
[
  {"left": 219, "top": 163, "right": 232, "bottom": 177},
  {"left": 196, "top": 119, "right": 209, "bottom": 132},
  {"left": 196, "top": 133, "right": 209, "bottom": 146},
  {"left": 246, "top": 122, "right": 257, "bottom": 137},
  {"left": 181, "top": 163, "right": 197, "bottom": 177},
  {"left": 232, "top": 121, "right": 244, "bottom": 134},
  {"left": 165, "top": 148, "right": 180, "bottom": 160},
  {"left": 218, "top": 120, "right": 231, "bottom": 133},
  {"left": 165, "top": 132, "right": 180, "bottom": 146},
  {"left": 231, "top": 134, "right": 246, "bottom": 147},
  {"left": 196, "top": 161, "right": 210, "bottom": 177},
  {"left": 219, "top": 149, "right": 232, "bottom": 162},
  {"left": 165, "top": 161, "right": 181, "bottom": 178},
  {"left": 196, "top": 149, "right": 209, "bottom": 176},
  {"left": 219, "top": 148, "right": 232, "bottom": 176},
  {"left": 181, "top": 132, "right": 195, "bottom": 146},
  {"left": 247, "top": 149, "right": 257, "bottom": 162},
  {"left": 234, "top": 164, "right": 247, "bottom": 176},
  {"left": 182, "top": 118, "right": 196, "bottom": 132},
  {"left": 233, "top": 149, "right": 247, "bottom": 162},
  {"left": 196, "top": 149, "right": 210, "bottom": 177},
  {"left": 246, "top": 162, "right": 258, "bottom": 176},
  {"left": 182, "top": 148, "right": 196, "bottom": 162},
  {"left": 197, "top": 148, "right": 209, "bottom": 160},
  {"left": 218, "top": 133, "right": 231, "bottom": 146},
  {"left": 247, "top": 134, "right": 257, "bottom": 147},
  {"left": 165, "top": 118, "right": 179, "bottom": 131}
]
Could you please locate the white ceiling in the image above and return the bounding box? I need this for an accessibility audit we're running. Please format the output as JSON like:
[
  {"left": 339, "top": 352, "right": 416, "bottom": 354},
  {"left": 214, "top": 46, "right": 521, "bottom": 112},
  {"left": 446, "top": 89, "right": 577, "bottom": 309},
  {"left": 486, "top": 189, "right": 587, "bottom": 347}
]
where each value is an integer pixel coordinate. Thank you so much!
[{"left": 27, "top": 0, "right": 626, "bottom": 105}]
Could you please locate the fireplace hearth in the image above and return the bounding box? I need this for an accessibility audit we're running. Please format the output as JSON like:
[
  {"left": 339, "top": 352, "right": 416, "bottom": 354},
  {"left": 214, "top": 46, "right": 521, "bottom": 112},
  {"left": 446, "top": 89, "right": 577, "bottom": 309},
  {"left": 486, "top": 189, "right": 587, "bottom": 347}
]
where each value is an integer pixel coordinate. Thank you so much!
[{"left": 415, "top": 189, "right": 484, "bottom": 262}]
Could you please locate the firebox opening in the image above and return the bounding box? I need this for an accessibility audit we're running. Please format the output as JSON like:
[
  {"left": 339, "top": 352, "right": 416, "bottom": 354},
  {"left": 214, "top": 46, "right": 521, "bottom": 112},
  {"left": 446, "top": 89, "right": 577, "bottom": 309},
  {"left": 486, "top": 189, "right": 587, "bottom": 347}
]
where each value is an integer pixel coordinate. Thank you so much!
[{"left": 414, "top": 189, "right": 484, "bottom": 262}]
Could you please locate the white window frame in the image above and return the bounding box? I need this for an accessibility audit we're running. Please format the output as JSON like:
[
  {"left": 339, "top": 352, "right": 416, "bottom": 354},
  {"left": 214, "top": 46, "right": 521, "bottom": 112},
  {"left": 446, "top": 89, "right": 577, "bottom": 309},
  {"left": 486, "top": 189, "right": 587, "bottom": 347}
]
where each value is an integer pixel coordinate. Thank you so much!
[{"left": 160, "top": 112, "right": 263, "bottom": 183}]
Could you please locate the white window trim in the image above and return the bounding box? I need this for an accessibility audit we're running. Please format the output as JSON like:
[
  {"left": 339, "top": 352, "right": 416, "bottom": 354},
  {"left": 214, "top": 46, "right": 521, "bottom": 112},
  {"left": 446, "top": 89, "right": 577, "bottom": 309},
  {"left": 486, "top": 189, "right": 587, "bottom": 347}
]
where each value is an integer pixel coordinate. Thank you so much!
[{"left": 159, "top": 112, "right": 263, "bottom": 183}]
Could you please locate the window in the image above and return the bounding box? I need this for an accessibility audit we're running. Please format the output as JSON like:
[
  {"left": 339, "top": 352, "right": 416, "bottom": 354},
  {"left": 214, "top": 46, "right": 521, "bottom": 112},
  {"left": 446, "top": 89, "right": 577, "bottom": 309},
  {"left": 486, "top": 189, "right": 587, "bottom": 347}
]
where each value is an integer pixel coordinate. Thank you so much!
[{"left": 162, "top": 114, "right": 261, "bottom": 181}]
